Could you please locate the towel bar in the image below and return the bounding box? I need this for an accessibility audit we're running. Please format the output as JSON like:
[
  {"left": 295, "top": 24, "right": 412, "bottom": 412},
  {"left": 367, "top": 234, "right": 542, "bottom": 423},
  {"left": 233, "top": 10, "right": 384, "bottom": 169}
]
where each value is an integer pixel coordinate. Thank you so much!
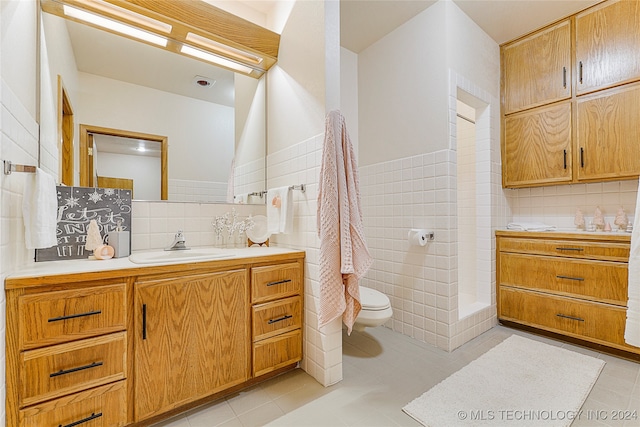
[
  {"left": 289, "top": 184, "right": 306, "bottom": 193},
  {"left": 3, "top": 160, "right": 36, "bottom": 175}
]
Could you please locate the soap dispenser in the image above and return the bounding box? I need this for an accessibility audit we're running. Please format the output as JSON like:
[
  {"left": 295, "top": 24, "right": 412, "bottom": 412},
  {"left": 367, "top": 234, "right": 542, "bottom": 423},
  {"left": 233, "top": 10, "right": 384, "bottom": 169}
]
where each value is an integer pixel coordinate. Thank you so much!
[{"left": 108, "top": 219, "right": 130, "bottom": 258}]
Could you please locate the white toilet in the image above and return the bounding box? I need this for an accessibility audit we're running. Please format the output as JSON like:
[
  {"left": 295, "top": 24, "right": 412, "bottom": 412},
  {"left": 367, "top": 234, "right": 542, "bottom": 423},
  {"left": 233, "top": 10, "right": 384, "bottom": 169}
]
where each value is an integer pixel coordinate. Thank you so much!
[{"left": 353, "top": 286, "right": 393, "bottom": 332}]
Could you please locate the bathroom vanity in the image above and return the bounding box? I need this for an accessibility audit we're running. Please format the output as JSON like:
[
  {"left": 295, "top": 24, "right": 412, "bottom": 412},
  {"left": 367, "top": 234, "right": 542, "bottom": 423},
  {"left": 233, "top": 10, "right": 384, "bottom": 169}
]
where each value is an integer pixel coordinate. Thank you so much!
[
  {"left": 5, "top": 247, "right": 304, "bottom": 427},
  {"left": 496, "top": 230, "right": 639, "bottom": 359}
]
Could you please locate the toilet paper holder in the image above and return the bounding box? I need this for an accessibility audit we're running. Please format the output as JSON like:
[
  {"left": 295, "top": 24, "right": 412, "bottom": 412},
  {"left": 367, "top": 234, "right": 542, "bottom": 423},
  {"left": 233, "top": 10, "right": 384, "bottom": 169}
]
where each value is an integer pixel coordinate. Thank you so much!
[{"left": 408, "top": 229, "right": 435, "bottom": 246}]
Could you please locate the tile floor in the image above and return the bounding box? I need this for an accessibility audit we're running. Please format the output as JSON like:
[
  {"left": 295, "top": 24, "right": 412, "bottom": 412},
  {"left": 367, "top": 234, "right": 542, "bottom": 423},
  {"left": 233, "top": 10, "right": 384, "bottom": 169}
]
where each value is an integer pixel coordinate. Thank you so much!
[{"left": 153, "top": 325, "right": 640, "bottom": 427}]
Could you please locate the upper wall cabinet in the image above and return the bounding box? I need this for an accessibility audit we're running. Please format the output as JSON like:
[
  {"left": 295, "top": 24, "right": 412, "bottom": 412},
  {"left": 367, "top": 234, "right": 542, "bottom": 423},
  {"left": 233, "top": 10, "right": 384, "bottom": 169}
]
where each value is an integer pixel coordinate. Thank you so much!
[
  {"left": 576, "top": 0, "right": 640, "bottom": 96},
  {"left": 501, "top": 0, "right": 640, "bottom": 188},
  {"left": 502, "top": 20, "right": 571, "bottom": 115}
]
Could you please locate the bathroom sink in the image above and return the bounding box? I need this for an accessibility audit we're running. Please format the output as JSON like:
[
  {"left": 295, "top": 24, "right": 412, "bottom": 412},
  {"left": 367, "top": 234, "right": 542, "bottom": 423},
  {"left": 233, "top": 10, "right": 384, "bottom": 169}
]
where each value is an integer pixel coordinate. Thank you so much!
[{"left": 129, "top": 248, "right": 235, "bottom": 264}]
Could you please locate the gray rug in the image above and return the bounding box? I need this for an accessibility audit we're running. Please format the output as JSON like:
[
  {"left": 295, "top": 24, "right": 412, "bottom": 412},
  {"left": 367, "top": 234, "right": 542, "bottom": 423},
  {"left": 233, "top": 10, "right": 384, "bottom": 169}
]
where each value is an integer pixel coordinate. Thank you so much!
[{"left": 403, "top": 335, "right": 605, "bottom": 426}]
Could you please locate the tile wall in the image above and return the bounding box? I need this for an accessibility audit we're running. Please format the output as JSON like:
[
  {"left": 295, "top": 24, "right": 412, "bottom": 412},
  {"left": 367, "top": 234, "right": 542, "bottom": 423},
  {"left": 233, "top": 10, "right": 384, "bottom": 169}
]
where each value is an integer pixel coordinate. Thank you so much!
[
  {"left": 167, "top": 178, "right": 228, "bottom": 203},
  {"left": 506, "top": 180, "right": 639, "bottom": 231},
  {"left": 266, "top": 132, "right": 344, "bottom": 387},
  {"left": 234, "top": 157, "right": 267, "bottom": 203},
  {"left": 0, "top": 80, "right": 43, "bottom": 424},
  {"left": 130, "top": 201, "right": 265, "bottom": 252}
]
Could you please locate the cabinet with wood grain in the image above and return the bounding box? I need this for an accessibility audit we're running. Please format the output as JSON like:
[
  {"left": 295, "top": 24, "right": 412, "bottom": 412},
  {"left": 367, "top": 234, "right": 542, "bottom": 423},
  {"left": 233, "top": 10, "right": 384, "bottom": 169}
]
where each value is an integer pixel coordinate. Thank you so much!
[
  {"left": 496, "top": 231, "right": 638, "bottom": 357},
  {"left": 501, "top": 0, "right": 640, "bottom": 188}
]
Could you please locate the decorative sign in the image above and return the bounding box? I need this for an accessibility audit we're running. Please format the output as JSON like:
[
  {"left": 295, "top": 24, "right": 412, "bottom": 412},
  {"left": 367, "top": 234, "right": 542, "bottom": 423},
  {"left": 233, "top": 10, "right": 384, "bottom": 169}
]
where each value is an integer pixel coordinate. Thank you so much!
[{"left": 35, "top": 186, "right": 132, "bottom": 262}]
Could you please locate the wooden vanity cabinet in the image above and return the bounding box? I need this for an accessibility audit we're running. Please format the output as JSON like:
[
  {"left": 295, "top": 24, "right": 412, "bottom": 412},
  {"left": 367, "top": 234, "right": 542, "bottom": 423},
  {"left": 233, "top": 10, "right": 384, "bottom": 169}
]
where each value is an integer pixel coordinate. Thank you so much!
[
  {"left": 6, "top": 279, "right": 128, "bottom": 427},
  {"left": 496, "top": 231, "right": 639, "bottom": 357},
  {"left": 5, "top": 250, "right": 305, "bottom": 427},
  {"left": 250, "top": 261, "right": 304, "bottom": 377},
  {"left": 133, "top": 269, "right": 250, "bottom": 422}
]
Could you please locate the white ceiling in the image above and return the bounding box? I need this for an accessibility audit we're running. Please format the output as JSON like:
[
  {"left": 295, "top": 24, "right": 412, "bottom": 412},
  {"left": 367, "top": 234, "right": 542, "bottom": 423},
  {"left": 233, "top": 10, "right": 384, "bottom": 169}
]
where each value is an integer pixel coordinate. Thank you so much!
[
  {"left": 59, "top": 0, "right": 604, "bottom": 107},
  {"left": 340, "top": 0, "right": 603, "bottom": 53}
]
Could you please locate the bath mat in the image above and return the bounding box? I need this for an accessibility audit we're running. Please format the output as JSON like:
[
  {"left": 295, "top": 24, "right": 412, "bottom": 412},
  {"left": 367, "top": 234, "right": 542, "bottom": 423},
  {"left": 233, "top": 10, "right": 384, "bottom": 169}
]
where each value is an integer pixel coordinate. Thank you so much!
[{"left": 403, "top": 335, "right": 605, "bottom": 426}]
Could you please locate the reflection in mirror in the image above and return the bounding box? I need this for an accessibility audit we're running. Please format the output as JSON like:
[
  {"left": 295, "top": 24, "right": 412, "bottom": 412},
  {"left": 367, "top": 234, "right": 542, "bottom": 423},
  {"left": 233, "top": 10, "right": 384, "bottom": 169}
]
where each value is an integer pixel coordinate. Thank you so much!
[
  {"left": 41, "top": 9, "right": 267, "bottom": 203},
  {"left": 80, "top": 125, "right": 168, "bottom": 200}
]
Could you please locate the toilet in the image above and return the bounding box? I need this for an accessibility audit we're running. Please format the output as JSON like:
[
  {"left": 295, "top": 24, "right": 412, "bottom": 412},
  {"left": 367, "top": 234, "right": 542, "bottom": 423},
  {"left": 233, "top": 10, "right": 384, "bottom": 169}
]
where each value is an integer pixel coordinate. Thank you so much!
[{"left": 354, "top": 286, "right": 393, "bottom": 332}]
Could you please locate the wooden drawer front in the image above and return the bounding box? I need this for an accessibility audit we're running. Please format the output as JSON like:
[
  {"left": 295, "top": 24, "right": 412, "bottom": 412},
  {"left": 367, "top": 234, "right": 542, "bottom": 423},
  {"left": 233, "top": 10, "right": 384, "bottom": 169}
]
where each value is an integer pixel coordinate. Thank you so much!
[
  {"left": 253, "top": 329, "right": 302, "bottom": 377},
  {"left": 21, "top": 332, "right": 126, "bottom": 407},
  {"left": 19, "top": 284, "right": 126, "bottom": 350},
  {"left": 499, "top": 237, "right": 630, "bottom": 261},
  {"left": 20, "top": 381, "right": 127, "bottom": 427},
  {"left": 500, "top": 253, "right": 628, "bottom": 305},
  {"left": 253, "top": 296, "right": 302, "bottom": 342},
  {"left": 499, "top": 287, "right": 627, "bottom": 347},
  {"left": 252, "top": 262, "right": 302, "bottom": 303}
]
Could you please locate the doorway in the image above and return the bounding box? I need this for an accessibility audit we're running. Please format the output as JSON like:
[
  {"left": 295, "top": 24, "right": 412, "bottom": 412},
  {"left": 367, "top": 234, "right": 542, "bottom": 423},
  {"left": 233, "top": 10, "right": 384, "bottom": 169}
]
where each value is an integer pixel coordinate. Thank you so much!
[{"left": 79, "top": 124, "right": 168, "bottom": 199}]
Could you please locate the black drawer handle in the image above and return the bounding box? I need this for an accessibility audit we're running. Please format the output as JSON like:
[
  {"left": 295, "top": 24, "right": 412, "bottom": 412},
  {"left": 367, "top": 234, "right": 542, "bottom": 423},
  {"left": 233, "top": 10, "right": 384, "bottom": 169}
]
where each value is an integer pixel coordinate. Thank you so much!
[
  {"left": 59, "top": 412, "right": 103, "bottom": 427},
  {"left": 266, "top": 279, "right": 291, "bottom": 287},
  {"left": 578, "top": 61, "right": 583, "bottom": 84},
  {"left": 563, "top": 150, "right": 567, "bottom": 169},
  {"left": 50, "top": 361, "right": 103, "bottom": 378},
  {"left": 268, "top": 314, "right": 293, "bottom": 325},
  {"left": 556, "top": 313, "right": 584, "bottom": 322},
  {"left": 555, "top": 247, "right": 584, "bottom": 252},
  {"left": 556, "top": 275, "right": 585, "bottom": 281},
  {"left": 580, "top": 147, "right": 585, "bottom": 168},
  {"left": 562, "top": 66, "right": 567, "bottom": 89},
  {"left": 48, "top": 310, "right": 102, "bottom": 323},
  {"left": 142, "top": 304, "right": 147, "bottom": 340}
]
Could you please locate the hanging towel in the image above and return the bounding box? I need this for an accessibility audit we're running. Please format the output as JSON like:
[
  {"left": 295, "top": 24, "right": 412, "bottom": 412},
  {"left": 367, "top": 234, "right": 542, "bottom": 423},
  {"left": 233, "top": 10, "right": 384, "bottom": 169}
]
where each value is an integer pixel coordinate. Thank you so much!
[
  {"left": 266, "top": 186, "right": 293, "bottom": 234},
  {"left": 22, "top": 168, "right": 58, "bottom": 249},
  {"left": 625, "top": 177, "right": 640, "bottom": 347},
  {"left": 317, "top": 110, "right": 373, "bottom": 334},
  {"left": 234, "top": 193, "right": 248, "bottom": 204}
]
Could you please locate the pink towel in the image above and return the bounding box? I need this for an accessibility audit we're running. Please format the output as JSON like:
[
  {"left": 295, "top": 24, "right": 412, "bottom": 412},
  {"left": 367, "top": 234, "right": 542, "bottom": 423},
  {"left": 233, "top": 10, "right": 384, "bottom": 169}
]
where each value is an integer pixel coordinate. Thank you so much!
[{"left": 317, "top": 110, "right": 373, "bottom": 334}]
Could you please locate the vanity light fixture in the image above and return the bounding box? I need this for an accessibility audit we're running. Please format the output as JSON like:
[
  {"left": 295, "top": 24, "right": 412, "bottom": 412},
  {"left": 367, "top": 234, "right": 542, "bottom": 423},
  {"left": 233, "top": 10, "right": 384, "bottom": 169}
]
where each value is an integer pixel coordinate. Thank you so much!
[
  {"left": 62, "top": 4, "right": 168, "bottom": 47},
  {"left": 181, "top": 45, "right": 253, "bottom": 75},
  {"left": 74, "top": 0, "right": 172, "bottom": 34},
  {"left": 185, "top": 32, "right": 263, "bottom": 67},
  {"left": 42, "top": 0, "right": 280, "bottom": 78}
]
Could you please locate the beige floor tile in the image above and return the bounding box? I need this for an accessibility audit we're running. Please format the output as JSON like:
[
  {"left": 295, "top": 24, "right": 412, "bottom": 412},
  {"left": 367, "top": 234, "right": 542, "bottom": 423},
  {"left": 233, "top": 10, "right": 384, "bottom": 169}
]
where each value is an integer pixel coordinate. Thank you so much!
[{"left": 151, "top": 325, "right": 638, "bottom": 427}]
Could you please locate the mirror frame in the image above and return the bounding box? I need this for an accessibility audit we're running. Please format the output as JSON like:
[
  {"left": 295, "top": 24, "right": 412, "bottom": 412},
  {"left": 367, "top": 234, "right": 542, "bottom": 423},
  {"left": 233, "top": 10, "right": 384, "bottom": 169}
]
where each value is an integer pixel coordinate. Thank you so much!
[{"left": 79, "top": 124, "right": 169, "bottom": 199}]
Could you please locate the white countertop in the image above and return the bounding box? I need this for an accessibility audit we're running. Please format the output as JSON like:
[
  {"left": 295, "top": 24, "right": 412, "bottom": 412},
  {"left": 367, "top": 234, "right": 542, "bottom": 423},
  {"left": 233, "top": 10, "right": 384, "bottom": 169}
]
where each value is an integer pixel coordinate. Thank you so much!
[{"left": 8, "top": 246, "right": 304, "bottom": 280}]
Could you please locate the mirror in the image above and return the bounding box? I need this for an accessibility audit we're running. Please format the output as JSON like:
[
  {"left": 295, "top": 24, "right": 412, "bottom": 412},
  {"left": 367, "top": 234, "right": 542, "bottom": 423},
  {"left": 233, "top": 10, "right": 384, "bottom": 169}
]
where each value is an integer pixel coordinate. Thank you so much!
[{"left": 41, "top": 9, "right": 267, "bottom": 203}]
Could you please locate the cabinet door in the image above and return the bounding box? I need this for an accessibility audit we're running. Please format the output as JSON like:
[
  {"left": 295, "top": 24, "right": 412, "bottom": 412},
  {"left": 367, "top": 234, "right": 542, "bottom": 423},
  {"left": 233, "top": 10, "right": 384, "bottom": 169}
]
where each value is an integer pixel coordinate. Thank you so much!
[
  {"left": 134, "top": 270, "right": 249, "bottom": 421},
  {"left": 576, "top": 0, "right": 640, "bottom": 95},
  {"left": 502, "top": 20, "right": 571, "bottom": 114},
  {"left": 577, "top": 82, "right": 640, "bottom": 181},
  {"left": 503, "top": 101, "right": 572, "bottom": 187}
]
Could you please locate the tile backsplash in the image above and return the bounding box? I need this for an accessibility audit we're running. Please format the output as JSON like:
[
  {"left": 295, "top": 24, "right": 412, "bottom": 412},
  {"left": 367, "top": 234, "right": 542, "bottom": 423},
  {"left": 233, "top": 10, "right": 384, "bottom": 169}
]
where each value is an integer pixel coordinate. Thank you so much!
[
  {"left": 130, "top": 201, "right": 265, "bottom": 252},
  {"left": 506, "top": 179, "right": 639, "bottom": 230}
]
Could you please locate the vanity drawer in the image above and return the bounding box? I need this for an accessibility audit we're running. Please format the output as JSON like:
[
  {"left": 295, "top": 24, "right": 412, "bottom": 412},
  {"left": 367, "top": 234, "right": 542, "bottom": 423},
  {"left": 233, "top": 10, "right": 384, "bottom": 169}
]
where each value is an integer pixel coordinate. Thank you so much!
[
  {"left": 498, "top": 237, "right": 630, "bottom": 261},
  {"left": 253, "top": 296, "right": 302, "bottom": 342},
  {"left": 19, "top": 283, "right": 126, "bottom": 350},
  {"left": 20, "top": 381, "right": 127, "bottom": 427},
  {"left": 499, "top": 253, "right": 628, "bottom": 305},
  {"left": 499, "top": 287, "right": 628, "bottom": 347},
  {"left": 20, "top": 332, "right": 126, "bottom": 407},
  {"left": 251, "top": 262, "right": 302, "bottom": 303},
  {"left": 253, "top": 329, "right": 302, "bottom": 377}
]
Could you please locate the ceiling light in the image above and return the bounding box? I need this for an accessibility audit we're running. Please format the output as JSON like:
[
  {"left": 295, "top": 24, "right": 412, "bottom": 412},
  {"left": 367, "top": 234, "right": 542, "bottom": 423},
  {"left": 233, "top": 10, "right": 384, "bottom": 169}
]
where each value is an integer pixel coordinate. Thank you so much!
[
  {"left": 75, "top": 0, "right": 172, "bottom": 33},
  {"left": 63, "top": 5, "right": 168, "bottom": 47},
  {"left": 180, "top": 45, "right": 253, "bottom": 75},
  {"left": 185, "top": 32, "right": 263, "bottom": 66}
]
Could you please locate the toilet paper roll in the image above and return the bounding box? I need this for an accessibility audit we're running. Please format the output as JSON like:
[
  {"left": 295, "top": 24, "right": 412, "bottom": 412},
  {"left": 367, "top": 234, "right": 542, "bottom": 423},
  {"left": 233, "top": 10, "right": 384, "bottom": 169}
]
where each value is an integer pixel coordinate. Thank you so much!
[{"left": 408, "top": 229, "right": 428, "bottom": 247}]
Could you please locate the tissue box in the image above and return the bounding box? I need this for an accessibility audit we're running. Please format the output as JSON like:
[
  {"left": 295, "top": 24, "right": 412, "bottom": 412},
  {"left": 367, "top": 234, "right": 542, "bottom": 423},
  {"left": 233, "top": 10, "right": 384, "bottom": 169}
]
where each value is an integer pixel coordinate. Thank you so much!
[{"left": 108, "top": 230, "right": 130, "bottom": 258}]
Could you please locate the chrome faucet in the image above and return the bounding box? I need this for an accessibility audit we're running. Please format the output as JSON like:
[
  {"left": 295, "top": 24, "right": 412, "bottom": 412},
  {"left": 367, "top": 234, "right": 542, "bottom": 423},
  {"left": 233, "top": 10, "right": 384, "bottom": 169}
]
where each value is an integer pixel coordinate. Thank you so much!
[{"left": 165, "top": 230, "right": 190, "bottom": 251}]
